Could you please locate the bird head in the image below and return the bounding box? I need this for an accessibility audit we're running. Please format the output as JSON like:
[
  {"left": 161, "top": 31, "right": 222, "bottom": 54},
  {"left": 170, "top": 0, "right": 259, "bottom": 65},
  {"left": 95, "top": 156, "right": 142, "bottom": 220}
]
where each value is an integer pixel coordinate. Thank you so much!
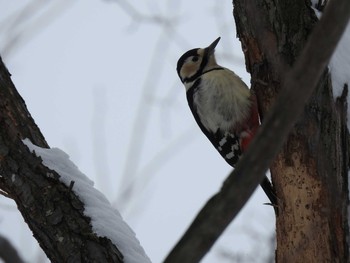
[{"left": 176, "top": 37, "right": 221, "bottom": 89}]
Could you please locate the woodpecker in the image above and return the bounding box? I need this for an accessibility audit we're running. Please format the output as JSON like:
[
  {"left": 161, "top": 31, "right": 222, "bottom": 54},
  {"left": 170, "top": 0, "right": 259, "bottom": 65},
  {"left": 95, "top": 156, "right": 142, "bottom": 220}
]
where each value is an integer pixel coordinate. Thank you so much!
[{"left": 177, "top": 37, "right": 276, "bottom": 205}]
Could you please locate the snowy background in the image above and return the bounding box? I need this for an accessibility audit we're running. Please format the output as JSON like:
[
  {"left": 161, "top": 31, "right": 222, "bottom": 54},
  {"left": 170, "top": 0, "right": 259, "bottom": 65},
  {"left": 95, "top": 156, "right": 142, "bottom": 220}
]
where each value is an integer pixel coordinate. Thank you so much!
[{"left": 2, "top": 1, "right": 348, "bottom": 262}]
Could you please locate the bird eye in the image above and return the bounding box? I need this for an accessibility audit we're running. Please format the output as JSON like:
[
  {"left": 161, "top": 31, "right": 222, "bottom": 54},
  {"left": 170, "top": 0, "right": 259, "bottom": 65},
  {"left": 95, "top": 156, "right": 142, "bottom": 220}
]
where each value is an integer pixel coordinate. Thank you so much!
[{"left": 192, "top": 56, "right": 199, "bottom": 62}]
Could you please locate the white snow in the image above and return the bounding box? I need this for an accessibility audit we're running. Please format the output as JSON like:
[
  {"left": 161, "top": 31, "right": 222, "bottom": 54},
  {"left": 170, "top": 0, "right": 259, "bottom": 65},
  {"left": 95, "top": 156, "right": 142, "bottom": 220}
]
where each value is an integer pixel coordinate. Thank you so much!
[
  {"left": 311, "top": 3, "right": 350, "bottom": 127},
  {"left": 311, "top": 4, "right": 350, "bottom": 240},
  {"left": 330, "top": 22, "right": 350, "bottom": 102},
  {"left": 23, "top": 138, "right": 151, "bottom": 263},
  {"left": 310, "top": 3, "right": 322, "bottom": 19}
]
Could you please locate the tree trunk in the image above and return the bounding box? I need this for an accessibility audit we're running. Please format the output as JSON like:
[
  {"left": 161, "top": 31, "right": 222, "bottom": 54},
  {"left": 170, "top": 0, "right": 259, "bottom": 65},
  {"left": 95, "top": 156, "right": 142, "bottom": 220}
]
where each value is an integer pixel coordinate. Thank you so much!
[
  {"left": 233, "top": 0, "right": 349, "bottom": 262},
  {"left": 0, "top": 56, "right": 123, "bottom": 262}
]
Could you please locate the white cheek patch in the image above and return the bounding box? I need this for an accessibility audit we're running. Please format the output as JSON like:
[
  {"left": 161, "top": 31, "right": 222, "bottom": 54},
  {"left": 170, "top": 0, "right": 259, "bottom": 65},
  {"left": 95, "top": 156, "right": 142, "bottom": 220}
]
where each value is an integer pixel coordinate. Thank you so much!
[{"left": 181, "top": 60, "right": 199, "bottom": 82}]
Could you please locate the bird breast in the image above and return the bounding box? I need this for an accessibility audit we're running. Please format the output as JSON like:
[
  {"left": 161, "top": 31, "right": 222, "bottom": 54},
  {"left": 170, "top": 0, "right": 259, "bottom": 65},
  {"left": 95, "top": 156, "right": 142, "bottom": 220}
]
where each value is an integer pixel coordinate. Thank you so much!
[{"left": 193, "top": 68, "right": 252, "bottom": 133}]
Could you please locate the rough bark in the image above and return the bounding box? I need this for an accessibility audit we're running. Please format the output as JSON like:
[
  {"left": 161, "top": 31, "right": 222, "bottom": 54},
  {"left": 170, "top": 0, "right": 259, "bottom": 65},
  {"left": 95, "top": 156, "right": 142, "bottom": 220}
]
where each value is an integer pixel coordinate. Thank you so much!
[
  {"left": 234, "top": 1, "right": 349, "bottom": 262},
  {"left": 0, "top": 57, "right": 123, "bottom": 262},
  {"left": 164, "top": 0, "right": 349, "bottom": 261}
]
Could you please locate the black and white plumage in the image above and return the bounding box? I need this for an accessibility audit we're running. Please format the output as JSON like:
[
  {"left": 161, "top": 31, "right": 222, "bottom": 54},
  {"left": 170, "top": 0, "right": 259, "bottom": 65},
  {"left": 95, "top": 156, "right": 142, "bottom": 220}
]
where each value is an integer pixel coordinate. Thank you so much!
[
  {"left": 186, "top": 77, "right": 242, "bottom": 166},
  {"left": 177, "top": 37, "right": 276, "bottom": 205}
]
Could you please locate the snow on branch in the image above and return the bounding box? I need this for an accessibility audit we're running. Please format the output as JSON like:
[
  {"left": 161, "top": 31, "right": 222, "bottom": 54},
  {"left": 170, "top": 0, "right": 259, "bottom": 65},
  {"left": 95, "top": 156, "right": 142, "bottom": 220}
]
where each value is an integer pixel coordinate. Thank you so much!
[
  {"left": 0, "top": 54, "right": 148, "bottom": 262},
  {"left": 23, "top": 139, "right": 150, "bottom": 263}
]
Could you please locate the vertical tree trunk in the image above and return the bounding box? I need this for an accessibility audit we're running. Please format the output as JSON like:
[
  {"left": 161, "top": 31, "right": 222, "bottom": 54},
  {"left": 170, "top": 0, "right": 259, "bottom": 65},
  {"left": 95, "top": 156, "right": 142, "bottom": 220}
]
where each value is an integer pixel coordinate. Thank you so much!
[
  {"left": 272, "top": 76, "right": 349, "bottom": 262},
  {"left": 233, "top": 0, "right": 349, "bottom": 262}
]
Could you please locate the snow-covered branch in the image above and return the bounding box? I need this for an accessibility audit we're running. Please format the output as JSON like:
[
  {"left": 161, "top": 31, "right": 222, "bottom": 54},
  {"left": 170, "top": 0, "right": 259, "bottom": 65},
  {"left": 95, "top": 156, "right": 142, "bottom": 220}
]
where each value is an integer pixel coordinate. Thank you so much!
[{"left": 0, "top": 56, "right": 149, "bottom": 263}]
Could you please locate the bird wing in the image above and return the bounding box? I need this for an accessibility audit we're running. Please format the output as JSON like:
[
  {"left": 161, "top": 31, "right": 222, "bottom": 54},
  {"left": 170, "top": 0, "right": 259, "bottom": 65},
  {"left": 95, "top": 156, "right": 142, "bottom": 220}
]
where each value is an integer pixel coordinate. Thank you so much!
[{"left": 187, "top": 82, "right": 242, "bottom": 167}]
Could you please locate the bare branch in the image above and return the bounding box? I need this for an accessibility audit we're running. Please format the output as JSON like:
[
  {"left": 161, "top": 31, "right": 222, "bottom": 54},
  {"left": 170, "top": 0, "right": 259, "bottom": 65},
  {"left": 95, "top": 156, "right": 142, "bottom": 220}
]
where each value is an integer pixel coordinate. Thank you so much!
[
  {"left": 0, "top": 56, "right": 124, "bottom": 262},
  {"left": 0, "top": 1, "right": 74, "bottom": 58},
  {"left": 163, "top": 0, "right": 350, "bottom": 261},
  {"left": 0, "top": 234, "right": 25, "bottom": 263}
]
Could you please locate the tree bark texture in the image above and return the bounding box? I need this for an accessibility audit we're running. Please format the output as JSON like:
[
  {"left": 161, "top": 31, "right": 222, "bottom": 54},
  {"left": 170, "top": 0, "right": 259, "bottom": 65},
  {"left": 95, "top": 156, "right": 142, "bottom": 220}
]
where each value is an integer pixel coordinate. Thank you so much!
[
  {"left": 0, "top": 57, "right": 123, "bottom": 262},
  {"left": 165, "top": 0, "right": 349, "bottom": 261},
  {"left": 234, "top": 1, "right": 349, "bottom": 262}
]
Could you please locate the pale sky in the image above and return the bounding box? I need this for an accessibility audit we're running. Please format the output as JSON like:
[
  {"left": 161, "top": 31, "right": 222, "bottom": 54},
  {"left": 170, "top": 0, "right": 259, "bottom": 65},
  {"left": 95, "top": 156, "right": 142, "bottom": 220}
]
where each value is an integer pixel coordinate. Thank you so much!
[{"left": 1, "top": 1, "right": 278, "bottom": 262}]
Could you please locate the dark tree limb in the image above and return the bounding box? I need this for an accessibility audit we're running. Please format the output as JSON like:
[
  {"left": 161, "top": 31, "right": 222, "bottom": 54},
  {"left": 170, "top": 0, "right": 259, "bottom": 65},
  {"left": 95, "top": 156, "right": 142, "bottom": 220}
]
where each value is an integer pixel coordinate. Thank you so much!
[
  {"left": 0, "top": 57, "right": 123, "bottom": 262},
  {"left": 234, "top": 0, "right": 350, "bottom": 261},
  {"left": 163, "top": 0, "right": 350, "bottom": 262},
  {"left": 0, "top": 234, "right": 25, "bottom": 263}
]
